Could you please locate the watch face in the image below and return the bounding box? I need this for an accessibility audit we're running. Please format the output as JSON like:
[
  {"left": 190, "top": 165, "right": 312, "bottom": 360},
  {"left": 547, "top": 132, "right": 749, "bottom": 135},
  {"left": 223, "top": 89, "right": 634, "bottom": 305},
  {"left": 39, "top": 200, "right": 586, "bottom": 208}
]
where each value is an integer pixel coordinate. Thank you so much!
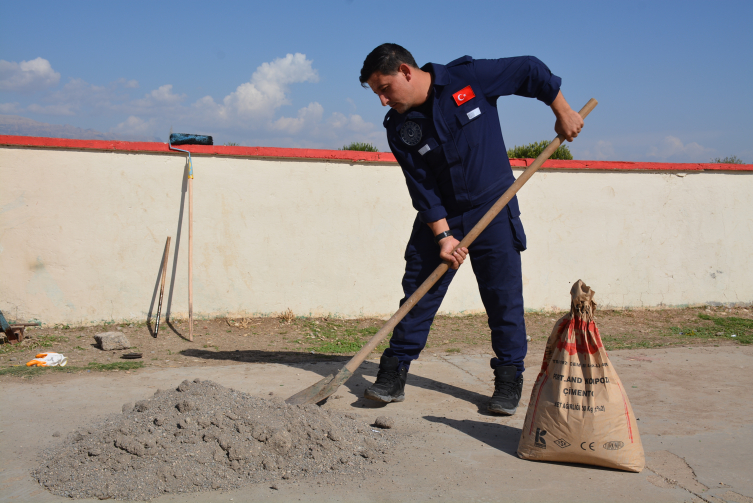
[{"left": 400, "top": 121, "right": 422, "bottom": 146}]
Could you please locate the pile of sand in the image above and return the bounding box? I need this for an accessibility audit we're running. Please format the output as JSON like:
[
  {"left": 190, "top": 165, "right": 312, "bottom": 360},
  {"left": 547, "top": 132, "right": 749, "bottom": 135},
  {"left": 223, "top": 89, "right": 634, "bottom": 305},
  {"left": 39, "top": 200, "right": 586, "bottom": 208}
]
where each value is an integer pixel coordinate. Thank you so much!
[{"left": 33, "top": 378, "right": 397, "bottom": 500}]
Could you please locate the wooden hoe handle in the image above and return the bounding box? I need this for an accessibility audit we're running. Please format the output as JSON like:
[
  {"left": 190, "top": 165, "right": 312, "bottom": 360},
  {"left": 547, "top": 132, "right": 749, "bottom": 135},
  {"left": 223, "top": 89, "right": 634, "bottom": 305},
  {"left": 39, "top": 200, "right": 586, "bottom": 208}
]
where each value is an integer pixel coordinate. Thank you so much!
[
  {"left": 342, "top": 98, "right": 599, "bottom": 374},
  {"left": 285, "top": 99, "right": 598, "bottom": 406}
]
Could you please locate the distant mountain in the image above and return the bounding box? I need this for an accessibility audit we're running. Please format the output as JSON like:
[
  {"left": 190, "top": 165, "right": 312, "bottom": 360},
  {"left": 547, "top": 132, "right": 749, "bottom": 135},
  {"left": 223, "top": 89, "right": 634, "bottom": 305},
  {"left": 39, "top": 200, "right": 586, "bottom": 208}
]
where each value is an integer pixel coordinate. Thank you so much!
[{"left": 0, "top": 115, "right": 162, "bottom": 142}]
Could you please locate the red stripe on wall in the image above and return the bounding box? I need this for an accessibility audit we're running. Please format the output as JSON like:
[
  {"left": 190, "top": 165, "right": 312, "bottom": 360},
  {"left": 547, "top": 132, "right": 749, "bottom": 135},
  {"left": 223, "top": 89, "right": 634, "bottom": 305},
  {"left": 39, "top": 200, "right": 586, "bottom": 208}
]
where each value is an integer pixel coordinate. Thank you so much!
[
  {"left": 0, "top": 135, "right": 395, "bottom": 163},
  {"left": 1, "top": 135, "right": 751, "bottom": 171}
]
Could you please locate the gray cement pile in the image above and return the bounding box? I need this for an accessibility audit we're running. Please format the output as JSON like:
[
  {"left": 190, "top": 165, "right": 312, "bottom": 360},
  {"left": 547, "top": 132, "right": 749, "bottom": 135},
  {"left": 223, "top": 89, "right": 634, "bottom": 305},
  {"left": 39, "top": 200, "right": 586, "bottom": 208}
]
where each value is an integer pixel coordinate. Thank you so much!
[{"left": 33, "top": 378, "right": 398, "bottom": 500}]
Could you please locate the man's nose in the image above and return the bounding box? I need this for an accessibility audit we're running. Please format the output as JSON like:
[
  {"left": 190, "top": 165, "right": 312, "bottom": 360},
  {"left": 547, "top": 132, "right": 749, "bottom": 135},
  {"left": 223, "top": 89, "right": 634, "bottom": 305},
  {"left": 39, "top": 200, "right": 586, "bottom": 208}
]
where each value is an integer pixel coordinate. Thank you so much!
[{"left": 379, "top": 95, "right": 389, "bottom": 106}]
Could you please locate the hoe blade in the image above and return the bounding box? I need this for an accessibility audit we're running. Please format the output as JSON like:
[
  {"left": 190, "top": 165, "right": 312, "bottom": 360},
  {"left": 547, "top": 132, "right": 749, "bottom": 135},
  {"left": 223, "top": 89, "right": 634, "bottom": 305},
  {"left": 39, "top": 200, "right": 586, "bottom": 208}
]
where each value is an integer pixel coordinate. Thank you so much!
[{"left": 285, "top": 367, "right": 353, "bottom": 405}]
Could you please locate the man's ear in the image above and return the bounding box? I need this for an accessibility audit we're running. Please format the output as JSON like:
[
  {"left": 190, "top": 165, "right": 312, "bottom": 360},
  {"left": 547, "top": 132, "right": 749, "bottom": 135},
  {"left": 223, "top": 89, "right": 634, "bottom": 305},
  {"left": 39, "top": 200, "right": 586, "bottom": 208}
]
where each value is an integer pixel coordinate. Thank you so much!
[{"left": 399, "top": 63, "right": 413, "bottom": 81}]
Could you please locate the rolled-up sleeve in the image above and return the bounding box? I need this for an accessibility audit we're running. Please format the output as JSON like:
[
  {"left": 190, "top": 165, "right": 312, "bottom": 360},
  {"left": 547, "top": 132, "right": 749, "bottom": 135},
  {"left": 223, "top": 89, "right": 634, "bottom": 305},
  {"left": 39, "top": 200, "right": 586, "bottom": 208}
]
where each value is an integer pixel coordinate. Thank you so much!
[
  {"left": 389, "top": 139, "right": 447, "bottom": 223},
  {"left": 473, "top": 56, "right": 561, "bottom": 106}
]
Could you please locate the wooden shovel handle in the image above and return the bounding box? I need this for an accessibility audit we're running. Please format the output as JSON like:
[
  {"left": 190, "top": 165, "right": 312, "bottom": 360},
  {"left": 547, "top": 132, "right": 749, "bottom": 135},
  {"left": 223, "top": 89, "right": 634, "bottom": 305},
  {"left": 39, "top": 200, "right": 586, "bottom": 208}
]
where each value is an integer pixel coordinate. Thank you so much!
[
  {"left": 188, "top": 177, "right": 194, "bottom": 341},
  {"left": 343, "top": 98, "right": 599, "bottom": 374}
]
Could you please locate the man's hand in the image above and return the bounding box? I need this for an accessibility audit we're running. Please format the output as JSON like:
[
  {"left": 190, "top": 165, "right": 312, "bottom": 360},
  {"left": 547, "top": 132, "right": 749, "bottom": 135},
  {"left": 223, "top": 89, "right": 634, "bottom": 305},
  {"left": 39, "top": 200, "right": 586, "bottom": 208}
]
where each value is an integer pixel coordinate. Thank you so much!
[
  {"left": 438, "top": 236, "right": 468, "bottom": 270},
  {"left": 427, "top": 218, "right": 468, "bottom": 269},
  {"left": 551, "top": 91, "right": 583, "bottom": 142}
]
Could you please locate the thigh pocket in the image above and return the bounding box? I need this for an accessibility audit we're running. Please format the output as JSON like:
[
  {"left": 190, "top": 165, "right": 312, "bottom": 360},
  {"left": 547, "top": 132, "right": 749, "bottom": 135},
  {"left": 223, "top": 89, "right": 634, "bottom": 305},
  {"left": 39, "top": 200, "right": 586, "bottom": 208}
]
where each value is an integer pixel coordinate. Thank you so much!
[
  {"left": 404, "top": 215, "right": 436, "bottom": 260},
  {"left": 507, "top": 207, "right": 527, "bottom": 252}
]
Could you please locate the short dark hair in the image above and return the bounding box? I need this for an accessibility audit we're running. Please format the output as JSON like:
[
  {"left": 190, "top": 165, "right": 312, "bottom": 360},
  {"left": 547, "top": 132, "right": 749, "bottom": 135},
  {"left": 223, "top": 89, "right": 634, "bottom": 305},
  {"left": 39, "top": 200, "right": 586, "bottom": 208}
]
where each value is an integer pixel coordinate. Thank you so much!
[{"left": 359, "top": 43, "right": 418, "bottom": 87}]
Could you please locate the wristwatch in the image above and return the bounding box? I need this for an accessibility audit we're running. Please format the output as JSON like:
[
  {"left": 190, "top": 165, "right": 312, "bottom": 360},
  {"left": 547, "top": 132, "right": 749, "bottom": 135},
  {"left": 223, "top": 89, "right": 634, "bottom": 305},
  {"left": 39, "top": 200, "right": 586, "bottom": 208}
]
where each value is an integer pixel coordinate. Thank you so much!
[{"left": 434, "top": 230, "right": 453, "bottom": 244}]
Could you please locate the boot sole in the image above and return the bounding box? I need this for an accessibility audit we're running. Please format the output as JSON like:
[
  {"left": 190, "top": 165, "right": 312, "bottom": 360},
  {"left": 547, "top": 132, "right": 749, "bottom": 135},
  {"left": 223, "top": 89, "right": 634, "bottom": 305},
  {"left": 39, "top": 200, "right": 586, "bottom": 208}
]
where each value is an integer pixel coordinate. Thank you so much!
[
  {"left": 487, "top": 405, "right": 517, "bottom": 416},
  {"left": 364, "top": 389, "right": 405, "bottom": 403}
]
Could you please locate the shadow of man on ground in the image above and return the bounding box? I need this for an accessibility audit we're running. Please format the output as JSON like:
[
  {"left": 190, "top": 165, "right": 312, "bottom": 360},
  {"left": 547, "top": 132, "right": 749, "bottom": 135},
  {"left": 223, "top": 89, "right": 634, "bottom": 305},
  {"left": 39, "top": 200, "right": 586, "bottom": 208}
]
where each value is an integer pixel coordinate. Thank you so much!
[
  {"left": 181, "top": 348, "right": 493, "bottom": 412},
  {"left": 424, "top": 415, "right": 521, "bottom": 457}
]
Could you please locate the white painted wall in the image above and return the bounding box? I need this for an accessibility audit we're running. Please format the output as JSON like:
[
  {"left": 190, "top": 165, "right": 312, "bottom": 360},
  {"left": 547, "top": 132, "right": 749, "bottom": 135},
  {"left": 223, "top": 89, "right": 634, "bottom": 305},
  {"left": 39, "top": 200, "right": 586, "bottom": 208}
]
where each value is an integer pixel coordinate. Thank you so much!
[{"left": 1, "top": 146, "right": 750, "bottom": 325}]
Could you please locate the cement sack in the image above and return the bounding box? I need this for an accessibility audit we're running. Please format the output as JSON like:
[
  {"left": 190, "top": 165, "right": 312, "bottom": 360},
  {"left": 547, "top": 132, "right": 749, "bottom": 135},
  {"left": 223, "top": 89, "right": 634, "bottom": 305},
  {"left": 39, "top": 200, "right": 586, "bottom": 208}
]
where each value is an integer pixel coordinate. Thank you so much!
[{"left": 517, "top": 280, "right": 644, "bottom": 472}]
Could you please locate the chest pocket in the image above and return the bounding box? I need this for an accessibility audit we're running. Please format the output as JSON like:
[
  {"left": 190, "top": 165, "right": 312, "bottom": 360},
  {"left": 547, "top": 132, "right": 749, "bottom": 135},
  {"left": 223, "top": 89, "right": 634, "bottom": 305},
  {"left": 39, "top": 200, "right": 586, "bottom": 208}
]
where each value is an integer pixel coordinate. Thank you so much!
[
  {"left": 415, "top": 137, "right": 446, "bottom": 170},
  {"left": 455, "top": 103, "right": 484, "bottom": 148}
]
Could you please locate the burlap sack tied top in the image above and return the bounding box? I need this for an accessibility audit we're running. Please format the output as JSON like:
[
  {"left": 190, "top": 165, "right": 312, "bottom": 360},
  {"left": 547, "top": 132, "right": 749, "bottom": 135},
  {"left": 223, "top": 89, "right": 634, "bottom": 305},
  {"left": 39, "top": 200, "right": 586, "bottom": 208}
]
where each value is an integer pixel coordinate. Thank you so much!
[
  {"left": 517, "top": 280, "right": 645, "bottom": 472},
  {"left": 570, "top": 279, "right": 596, "bottom": 322}
]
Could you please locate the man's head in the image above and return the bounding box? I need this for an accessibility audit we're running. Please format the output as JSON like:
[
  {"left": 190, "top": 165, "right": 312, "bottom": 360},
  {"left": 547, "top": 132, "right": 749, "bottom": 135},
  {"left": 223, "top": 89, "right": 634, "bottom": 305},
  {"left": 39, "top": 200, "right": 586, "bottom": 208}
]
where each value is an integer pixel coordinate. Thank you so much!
[{"left": 360, "top": 43, "right": 431, "bottom": 114}]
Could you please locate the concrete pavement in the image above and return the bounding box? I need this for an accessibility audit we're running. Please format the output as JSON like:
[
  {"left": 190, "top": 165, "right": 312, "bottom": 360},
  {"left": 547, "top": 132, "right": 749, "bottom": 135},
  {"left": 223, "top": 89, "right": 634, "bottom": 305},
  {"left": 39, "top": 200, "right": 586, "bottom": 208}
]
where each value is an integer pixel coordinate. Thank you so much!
[{"left": 1, "top": 345, "right": 751, "bottom": 502}]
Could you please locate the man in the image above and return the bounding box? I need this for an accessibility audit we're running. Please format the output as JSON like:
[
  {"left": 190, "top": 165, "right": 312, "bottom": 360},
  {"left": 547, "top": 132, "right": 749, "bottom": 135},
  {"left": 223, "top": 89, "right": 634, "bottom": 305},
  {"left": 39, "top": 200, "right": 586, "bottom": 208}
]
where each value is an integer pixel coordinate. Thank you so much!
[{"left": 360, "top": 43, "right": 583, "bottom": 415}]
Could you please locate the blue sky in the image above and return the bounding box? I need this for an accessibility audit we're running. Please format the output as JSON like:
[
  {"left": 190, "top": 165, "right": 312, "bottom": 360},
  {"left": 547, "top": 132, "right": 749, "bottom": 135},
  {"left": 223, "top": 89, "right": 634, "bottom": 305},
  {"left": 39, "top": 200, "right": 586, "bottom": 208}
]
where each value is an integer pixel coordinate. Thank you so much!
[{"left": 1, "top": 0, "right": 751, "bottom": 162}]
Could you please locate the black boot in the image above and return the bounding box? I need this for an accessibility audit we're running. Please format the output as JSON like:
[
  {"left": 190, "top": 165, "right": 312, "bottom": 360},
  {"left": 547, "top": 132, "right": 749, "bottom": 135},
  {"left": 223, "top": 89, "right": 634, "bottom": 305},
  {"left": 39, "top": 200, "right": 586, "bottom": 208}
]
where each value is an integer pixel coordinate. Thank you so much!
[
  {"left": 488, "top": 364, "right": 523, "bottom": 415},
  {"left": 364, "top": 356, "right": 408, "bottom": 403}
]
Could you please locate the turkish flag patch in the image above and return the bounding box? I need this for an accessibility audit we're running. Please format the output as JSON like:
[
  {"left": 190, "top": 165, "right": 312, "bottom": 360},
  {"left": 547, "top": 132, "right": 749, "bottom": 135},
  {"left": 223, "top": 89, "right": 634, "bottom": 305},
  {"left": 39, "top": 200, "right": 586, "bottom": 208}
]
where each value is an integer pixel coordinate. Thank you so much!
[{"left": 452, "top": 85, "right": 475, "bottom": 106}]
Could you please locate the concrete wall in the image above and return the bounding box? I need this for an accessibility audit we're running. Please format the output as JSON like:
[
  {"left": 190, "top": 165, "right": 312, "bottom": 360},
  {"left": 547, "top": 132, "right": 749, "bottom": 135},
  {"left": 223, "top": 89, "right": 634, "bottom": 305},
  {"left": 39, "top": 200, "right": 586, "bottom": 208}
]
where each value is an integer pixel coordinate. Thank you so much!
[{"left": 1, "top": 137, "right": 751, "bottom": 325}]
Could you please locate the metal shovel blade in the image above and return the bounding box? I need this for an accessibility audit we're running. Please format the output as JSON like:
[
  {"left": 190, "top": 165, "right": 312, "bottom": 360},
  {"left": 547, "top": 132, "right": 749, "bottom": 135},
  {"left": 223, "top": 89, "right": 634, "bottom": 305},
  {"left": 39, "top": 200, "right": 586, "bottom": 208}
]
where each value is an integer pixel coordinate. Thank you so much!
[{"left": 285, "top": 367, "right": 353, "bottom": 405}]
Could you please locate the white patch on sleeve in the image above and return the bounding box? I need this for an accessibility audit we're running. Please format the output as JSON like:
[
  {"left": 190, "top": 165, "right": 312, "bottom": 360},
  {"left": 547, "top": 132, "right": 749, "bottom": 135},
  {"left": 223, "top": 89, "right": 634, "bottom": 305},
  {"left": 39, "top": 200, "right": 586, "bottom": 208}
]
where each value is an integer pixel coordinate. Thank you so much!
[
  {"left": 418, "top": 144, "right": 431, "bottom": 156},
  {"left": 466, "top": 107, "right": 481, "bottom": 120}
]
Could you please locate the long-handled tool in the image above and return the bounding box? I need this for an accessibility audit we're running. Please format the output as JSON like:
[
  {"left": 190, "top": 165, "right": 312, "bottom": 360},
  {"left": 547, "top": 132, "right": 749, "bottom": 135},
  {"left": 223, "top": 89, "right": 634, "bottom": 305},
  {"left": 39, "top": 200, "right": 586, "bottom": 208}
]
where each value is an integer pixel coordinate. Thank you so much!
[
  {"left": 154, "top": 236, "right": 171, "bottom": 337},
  {"left": 169, "top": 133, "right": 213, "bottom": 341},
  {"left": 286, "top": 98, "right": 598, "bottom": 406}
]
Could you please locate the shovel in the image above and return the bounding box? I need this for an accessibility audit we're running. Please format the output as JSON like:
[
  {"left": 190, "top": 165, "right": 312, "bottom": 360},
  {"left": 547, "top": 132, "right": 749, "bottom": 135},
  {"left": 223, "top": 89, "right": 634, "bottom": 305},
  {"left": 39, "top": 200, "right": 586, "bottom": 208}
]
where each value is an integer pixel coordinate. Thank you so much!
[{"left": 286, "top": 98, "right": 599, "bottom": 406}]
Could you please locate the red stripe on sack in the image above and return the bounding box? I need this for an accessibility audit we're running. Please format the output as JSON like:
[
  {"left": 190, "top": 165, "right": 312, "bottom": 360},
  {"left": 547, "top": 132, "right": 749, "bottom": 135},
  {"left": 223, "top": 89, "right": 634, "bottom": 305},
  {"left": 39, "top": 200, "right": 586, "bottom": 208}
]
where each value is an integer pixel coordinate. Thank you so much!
[
  {"left": 593, "top": 323, "right": 607, "bottom": 356},
  {"left": 528, "top": 374, "right": 549, "bottom": 435},
  {"left": 557, "top": 318, "right": 603, "bottom": 355},
  {"left": 558, "top": 320, "right": 577, "bottom": 355},
  {"left": 615, "top": 380, "right": 634, "bottom": 442}
]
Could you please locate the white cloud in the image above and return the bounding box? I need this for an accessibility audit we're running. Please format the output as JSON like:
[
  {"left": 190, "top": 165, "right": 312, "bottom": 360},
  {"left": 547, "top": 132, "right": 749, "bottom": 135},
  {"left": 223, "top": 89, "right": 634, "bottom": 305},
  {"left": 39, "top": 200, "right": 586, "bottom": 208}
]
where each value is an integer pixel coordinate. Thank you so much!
[
  {"left": 40, "top": 78, "right": 122, "bottom": 115},
  {"left": 647, "top": 135, "right": 713, "bottom": 162},
  {"left": 125, "top": 85, "right": 187, "bottom": 118},
  {"left": 271, "top": 102, "right": 324, "bottom": 134},
  {"left": 328, "top": 113, "right": 372, "bottom": 134},
  {"left": 199, "top": 53, "right": 319, "bottom": 123},
  {"left": 111, "top": 116, "right": 158, "bottom": 136},
  {"left": 28, "top": 77, "right": 147, "bottom": 117},
  {"left": 5, "top": 52, "right": 381, "bottom": 149},
  {"left": 113, "top": 78, "right": 139, "bottom": 89},
  {"left": 593, "top": 140, "right": 615, "bottom": 160},
  {"left": 578, "top": 139, "right": 615, "bottom": 160},
  {"left": 27, "top": 103, "right": 75, "bottom": 115},
  {"left": 0, "top": 57, "right": 60, "bottom": 93},
  {"left": 137, "top": 85, "right": 185, "bottom": 107},
  {"left": 0, "top": 102, "right": 23, "bottom": 114},
  {"left": 267, "top": 104, "right": 382, "bottom": 148}
]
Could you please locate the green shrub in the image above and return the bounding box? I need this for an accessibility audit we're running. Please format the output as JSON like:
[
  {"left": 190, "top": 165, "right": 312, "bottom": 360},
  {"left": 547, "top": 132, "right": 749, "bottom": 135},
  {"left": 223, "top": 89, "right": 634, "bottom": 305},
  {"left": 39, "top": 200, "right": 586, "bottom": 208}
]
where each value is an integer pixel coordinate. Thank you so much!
[
  {"left": 507, "top": 140, "right": 573, "bottom": 160},
  {"left": 341, "top": 142, "right": 379, "bottom": 152},
  {"left": 710, "top": 156, "right": 744, "bottom": 164}
]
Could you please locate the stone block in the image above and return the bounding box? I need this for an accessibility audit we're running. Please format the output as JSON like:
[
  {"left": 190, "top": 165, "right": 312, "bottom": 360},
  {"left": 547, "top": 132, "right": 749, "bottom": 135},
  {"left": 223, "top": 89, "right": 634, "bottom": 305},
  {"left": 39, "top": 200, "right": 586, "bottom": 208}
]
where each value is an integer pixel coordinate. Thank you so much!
[{"left": 94, "top": 332, "right": 130, "bottom": 351}]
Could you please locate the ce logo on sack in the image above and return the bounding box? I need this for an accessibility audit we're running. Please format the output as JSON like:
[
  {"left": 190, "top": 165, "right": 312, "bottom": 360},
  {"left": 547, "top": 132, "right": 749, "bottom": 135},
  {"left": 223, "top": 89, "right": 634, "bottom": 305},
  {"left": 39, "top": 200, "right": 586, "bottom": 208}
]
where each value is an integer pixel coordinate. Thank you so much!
[
  {"left": 581, "top": 442, "right": 595, "bottom": 451},
  {"left": 457, "top": 94, "right": 466, "bottom": 102}
]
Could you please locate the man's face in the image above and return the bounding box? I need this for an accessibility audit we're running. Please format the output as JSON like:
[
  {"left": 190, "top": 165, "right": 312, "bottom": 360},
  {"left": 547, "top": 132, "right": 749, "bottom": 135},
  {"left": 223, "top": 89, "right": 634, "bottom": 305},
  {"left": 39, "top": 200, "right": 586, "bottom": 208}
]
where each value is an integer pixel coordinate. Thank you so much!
[{"left": 367, "top": 66, "right": 415, "bottom": 114}]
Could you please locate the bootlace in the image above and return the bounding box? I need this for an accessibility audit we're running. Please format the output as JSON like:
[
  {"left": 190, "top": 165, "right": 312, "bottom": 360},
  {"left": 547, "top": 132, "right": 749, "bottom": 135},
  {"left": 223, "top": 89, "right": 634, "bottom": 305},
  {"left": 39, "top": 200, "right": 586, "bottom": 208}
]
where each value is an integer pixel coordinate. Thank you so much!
[
  {"left": 375, "top": 369, "right": 402, "bottom": 388},
  {"left": 493, "top": 379, "right": 520, "bottom": 398}
]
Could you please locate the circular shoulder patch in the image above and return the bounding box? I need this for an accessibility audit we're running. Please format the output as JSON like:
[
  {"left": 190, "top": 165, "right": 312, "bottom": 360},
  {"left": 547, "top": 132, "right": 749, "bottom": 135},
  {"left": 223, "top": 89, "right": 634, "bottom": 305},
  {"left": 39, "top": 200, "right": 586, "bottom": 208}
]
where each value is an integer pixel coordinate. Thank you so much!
[{"left": 400, "top": 121, "right": 422, "bottom": 146}]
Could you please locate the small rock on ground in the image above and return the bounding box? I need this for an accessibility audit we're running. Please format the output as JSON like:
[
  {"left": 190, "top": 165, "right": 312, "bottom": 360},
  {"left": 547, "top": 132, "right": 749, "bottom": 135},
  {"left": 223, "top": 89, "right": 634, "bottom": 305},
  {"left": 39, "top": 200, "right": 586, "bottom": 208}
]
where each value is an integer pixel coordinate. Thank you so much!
[
  {"left": 374, "top": 416, "right": 395, "bottom": 429},
  {"left": 94, "top": 332, "right": 131, "bottom": 351}
]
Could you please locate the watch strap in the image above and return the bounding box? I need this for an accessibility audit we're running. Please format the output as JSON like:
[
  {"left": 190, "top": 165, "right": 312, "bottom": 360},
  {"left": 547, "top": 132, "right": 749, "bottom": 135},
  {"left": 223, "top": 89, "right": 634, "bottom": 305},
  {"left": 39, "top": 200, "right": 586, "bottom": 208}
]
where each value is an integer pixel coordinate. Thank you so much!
[{"left": 434, "top": 230, "right": 453, "bottom": 244}]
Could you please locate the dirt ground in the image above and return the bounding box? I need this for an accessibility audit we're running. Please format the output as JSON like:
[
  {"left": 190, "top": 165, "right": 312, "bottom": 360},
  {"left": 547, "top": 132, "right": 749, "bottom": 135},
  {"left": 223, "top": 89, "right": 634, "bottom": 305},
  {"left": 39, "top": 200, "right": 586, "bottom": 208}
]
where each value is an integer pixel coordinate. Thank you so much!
[{"left": 1, "top": 305, "right": 751, "bottom": 377}]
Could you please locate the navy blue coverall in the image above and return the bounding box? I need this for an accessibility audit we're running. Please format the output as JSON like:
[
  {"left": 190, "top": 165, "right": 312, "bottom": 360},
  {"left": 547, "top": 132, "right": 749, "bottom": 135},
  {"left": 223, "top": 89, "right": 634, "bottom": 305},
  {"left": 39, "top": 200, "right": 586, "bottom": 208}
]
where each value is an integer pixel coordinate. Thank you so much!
[{"left": 382, "top": 55, "right": 562, "bottom": 377}]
